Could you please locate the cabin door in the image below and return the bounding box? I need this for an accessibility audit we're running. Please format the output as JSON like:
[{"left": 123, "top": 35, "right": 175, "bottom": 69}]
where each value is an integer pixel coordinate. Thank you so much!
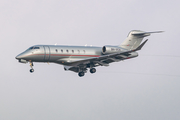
[{"left": 43, "top": 46, "right": 50, "bottom": 61}]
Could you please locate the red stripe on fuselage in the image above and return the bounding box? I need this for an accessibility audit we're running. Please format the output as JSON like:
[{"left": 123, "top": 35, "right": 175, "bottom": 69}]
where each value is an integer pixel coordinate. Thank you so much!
[{"left": 34, "top": 54, "right": 100, "bottom": 57}]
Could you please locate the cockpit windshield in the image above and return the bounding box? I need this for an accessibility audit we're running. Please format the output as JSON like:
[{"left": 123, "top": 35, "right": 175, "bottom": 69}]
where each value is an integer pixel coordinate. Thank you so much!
[
  {"left": 34, "top": 47, "right": 40, "bottom": 49},
  {"left": 29, "top": 47, "right": 34, "bottom": 50},
  {"left": 28, "top": 46, "right": 40, "bottom": 50}
]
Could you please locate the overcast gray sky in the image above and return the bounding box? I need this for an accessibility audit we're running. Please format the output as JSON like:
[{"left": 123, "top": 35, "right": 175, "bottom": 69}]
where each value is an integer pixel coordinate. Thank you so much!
[{"left": 0, "top": 0, "right": 180, "bottom": 120}]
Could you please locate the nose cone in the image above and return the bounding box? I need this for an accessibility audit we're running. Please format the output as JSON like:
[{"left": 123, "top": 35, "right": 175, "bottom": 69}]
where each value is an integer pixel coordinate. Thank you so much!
[
  {"left": 15, "top": 52, "right": 27, "bottom": 60},
  {"left": 15, "top": 54, "right": 22, "bottom": 60},
  {"left": 15, "top": 54, "right": 23, "bottom": 60}
]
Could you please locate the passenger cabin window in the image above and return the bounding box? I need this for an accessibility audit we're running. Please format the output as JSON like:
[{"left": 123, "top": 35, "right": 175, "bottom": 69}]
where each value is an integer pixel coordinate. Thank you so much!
[
  {"left": 72, "top": 50, "right": 74, "bottom": 53},
  {"left": 66, "top": 50, "right": 69, "bottom": 53},
  {"left": 61, "top": 49, "right": 63, "bottom": 53},
  {"left": 83, "top": 50, "right": 85, "bottom": 54},
  {"left": 55, "top": 49, "right": 58, "bottom": 52}
]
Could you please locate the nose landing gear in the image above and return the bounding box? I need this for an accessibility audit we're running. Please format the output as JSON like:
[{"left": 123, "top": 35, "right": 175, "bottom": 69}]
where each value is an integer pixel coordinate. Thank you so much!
[
  {"left": 30, "top": 69, "right": 34, "bottom": 73},
  {"left": 29, "top": 62, "right": 34, "bottom": 73}
]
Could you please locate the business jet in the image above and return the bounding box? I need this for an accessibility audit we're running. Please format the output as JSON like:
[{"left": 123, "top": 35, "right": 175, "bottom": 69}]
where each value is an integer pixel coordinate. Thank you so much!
[{"left": 15, "top": 30, "right": 163, "bottom": 77}]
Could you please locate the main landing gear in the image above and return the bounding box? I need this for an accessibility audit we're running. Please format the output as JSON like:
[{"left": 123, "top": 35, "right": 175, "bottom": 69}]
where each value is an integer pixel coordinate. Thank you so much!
[
  {"left": 29, "top": 62, "right": 34, "bottom": 73},
  {"left": 90, "top": 68, "right": 96, "bottom": 74},
  {"left": 78, "top": 72, "right": 85, "bottom": 77},
  {"left": 78, "top": 68, "right": 96, "bottom": 77}
]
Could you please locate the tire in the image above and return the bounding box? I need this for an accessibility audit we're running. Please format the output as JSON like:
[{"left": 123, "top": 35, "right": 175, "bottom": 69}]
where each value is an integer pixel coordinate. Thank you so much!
[
  {"left": 78, "top": 72, "right": 85, "bottom": 77},
  {"left": 30, "top": 69, "right": 34, "bottom": 73},
  {"left": 90, "top": 68, "right": 96, "bottom": 73}
]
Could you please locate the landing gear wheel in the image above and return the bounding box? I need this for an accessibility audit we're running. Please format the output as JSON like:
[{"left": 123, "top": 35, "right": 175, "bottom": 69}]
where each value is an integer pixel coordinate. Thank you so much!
[
  {"left": 29, "top": 62, "right": 34, "bottom": 73},
  {"left": 78, "top": 72, "right": 85, "bottom": 77},
  {"left": 90, "top": 68, "right": 96, "bottom": 73},
  {"left": 30, "top": 69, "right": 34, "bottom": 73}
]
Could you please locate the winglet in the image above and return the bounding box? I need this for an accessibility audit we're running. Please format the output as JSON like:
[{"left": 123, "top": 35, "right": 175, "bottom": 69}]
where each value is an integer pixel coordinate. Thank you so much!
[{"left": 134, "top": 39, "right": 148, "bottom": 51}]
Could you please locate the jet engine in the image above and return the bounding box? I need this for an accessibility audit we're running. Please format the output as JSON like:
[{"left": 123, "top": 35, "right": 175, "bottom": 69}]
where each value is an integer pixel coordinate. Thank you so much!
[{"left": 102, "top": 46, "right": 122, "bottom": 54}]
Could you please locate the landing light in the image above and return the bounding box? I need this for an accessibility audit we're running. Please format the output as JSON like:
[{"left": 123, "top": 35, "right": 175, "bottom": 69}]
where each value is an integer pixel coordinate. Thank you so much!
[{"left": 19, "top": 59, "right": 27, "bottom": 63}]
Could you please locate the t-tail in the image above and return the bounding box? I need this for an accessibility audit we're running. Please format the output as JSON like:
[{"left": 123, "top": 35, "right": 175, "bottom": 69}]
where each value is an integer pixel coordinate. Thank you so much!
[{"left": 120, "top": 30, "right": 163, "bottom": 50}]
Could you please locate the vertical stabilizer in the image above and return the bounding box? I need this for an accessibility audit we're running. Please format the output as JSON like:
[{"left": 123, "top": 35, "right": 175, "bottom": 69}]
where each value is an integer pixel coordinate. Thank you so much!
[{"left": 120, "top": 30, "right": 163, "bottom": 50}]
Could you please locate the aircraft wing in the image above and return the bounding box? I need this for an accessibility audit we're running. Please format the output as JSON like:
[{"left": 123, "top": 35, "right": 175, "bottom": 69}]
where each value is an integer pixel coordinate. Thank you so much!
[
  {"left": 72, "top": 39, "right": 148, "bottom": 64},
  {"left": 68, "top": 50, "right": 131, "bottom": 66},
  {"left": 61, "top": 39, "right": 148, "bottom": 73}
]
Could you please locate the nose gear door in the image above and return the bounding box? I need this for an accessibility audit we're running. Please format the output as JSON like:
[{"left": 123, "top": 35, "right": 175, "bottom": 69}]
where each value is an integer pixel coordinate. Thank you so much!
[{"left": 43, "top": 46, "right": 50, "bottom": 61}]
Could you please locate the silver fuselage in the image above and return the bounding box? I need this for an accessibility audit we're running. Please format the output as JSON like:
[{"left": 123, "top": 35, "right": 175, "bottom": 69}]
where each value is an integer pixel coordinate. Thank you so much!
[{"left": 16, "top": 45, "right": 138, "bottom": 66}]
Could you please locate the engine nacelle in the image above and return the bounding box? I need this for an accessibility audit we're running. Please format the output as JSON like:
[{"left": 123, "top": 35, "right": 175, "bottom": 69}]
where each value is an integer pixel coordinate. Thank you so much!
[
  {"left": 102, "top": 46, "right": 122, "bottom": 54},
  {"left": 19, "top": 59, "right": 27, "bottom": 63}
]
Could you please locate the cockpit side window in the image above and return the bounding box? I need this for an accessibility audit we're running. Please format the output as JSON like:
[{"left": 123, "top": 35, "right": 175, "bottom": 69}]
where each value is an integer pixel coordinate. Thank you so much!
[
  {"left": 29, "top": 46, "right": 40, "bottom": 50},
  {"left": 34, "top": 47, "right": 40, "bottom": 49}
]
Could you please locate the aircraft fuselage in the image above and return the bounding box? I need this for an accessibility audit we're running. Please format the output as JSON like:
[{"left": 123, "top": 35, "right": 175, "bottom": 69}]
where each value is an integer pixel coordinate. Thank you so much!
[
  {"left": 16, "top": 30, "right": 162, "bottom": 77},
  {"left": 16, "top": 45, "right": 105, "bottom": 64}
]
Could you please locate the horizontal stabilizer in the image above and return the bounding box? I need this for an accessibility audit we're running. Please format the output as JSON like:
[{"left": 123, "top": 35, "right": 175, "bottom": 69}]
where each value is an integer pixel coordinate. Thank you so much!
[
  {"left": 132, "top": 31, "right": 164, "bottom": 35},
  {"left": 134, "top": 39, "right": 148, "bottom": 51}
]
